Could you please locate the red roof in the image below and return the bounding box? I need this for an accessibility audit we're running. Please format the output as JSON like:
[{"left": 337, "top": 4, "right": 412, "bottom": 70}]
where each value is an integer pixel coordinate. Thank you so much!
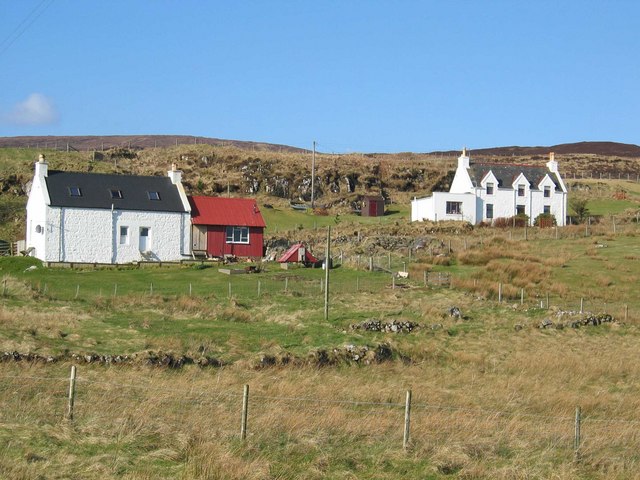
[
  {"left": 278, "top": 243, "right": 319, "bottom": 263},
  {"left": 188, "top": 196, "right": 266, "bottom": 228}
]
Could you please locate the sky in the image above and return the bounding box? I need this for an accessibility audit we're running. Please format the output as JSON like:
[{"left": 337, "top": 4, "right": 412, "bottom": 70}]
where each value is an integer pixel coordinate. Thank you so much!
[{"left": 0, "top": 1, "right": 638, "bottom": 153}]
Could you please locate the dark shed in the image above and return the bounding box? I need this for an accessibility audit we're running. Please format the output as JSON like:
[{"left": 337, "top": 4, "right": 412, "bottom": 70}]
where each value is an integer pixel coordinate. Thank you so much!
[{"left": 361, "top": 195, "right": 385, "bottom": 217}]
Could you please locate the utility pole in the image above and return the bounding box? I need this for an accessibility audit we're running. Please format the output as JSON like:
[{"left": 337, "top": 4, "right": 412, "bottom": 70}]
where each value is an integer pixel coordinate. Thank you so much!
[
  {"left": 323, "top": 226, "right": 331, "bottom": 320},
  {"left": 311, "top": 141, "right": 316, "bottom": 208}
]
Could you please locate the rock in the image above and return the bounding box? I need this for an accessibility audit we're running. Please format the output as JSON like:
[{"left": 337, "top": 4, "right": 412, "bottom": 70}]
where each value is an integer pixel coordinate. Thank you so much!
[
  {"left": 448, "top": 307, "right": 462, "bottom": 319},
  {"left": 514, "top": 324, "right": 523, "bottom": 331},
  {"left": 540, "top": 318, "right": 553, "bottom": 329}
]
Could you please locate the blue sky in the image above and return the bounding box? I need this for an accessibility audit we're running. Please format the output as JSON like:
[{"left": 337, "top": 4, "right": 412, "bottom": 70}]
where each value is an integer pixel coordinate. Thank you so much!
[{"left": 1, "top": 1, "right": 638, "bottom": 153}]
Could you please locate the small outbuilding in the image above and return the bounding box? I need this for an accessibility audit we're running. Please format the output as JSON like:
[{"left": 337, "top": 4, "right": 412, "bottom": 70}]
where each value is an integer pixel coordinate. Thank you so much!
[
  {"left": 278, "top": 243, "right": 319, "bottom": 265},
  {"left": 361, "top": 195, "right": 385, "bottom": 217},
  {"left": 188, "top": 196, "right": 266, "bottom": 259}
]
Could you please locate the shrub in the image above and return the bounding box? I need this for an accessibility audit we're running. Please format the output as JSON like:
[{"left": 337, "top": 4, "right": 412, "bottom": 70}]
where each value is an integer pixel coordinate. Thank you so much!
[{"left": 534, "top": 213, "right": 556, "bottom": 228}]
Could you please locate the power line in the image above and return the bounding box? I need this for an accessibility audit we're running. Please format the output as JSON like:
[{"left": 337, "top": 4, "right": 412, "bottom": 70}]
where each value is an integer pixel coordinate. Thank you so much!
[{"left": 0, "top": 0, "right": 56, "bottom": 58}]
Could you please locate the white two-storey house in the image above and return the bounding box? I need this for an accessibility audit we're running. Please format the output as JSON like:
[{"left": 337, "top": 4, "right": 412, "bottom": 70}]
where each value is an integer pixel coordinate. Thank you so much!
[{"left": 411, "top": 149, "right": 567, "bottom": 226}]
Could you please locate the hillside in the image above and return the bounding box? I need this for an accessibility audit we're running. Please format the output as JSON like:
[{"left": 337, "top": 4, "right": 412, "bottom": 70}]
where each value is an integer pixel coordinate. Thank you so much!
[{"left": 1, "top": 140, "right": 640, "bottom": 243}]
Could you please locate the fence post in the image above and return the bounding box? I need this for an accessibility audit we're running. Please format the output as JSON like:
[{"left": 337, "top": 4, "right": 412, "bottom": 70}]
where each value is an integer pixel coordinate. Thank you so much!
[
  {"left": 546, "top": 292, "right": 549, "bottom": 309},
  {"left": 520, "top": 288, "right": 524, "bottom": 305},
  {"left": 392, "top": 275, "right": 395, "bottom": 290},
  {"left": 75, "top": 285, "right": 80, "bottom": 299},
  {"left": 403, "top": 389, "right": 412, "bottom": 450},
  {"left": 2, "top": 279, "right": 6, "bottom": 296},
  {"left": 423, "top": 270, "right": 427, "bottom": 287},
  {"left": 189, "top": 283, "right": 192, "bottom": 296},
  {"left": 498, "top": 283, "right": 502, "bottom": 303},
  {"left": 574, "top": 406, "right": 582, "bottom": 462},
  {"left": 257, "top": 280, "right": 261, "bottom": 298},
  {"left": 66, "top": 365, "right": 77, "bottom": 420},
  {"left": 228, "top": 282, "right": 232, "bottom": 298},
  {"left": 113, "top": 284, "right": 117, "bottom": 297},
  {"left": 284, "top": 277, "right": 288, "bottom": 293},
  {"left": 369, "top": 256, "right": 373, "bottom": 271},
  {"left": 624, "top": 304, "right": 628, "bottom": 322},
  {"left": 150, "top": 283, "right": 153, "bottom": 295},
  {"left": 240, "top": 384, "right": 249, "bottom": 440},
  {"left": 580, "top": 298, "right": 584, "bottom": 314}
]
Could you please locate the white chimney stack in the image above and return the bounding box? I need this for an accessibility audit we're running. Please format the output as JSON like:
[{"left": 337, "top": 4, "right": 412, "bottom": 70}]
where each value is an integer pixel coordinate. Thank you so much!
[
  {"left": 35, "top": 153, "right": 48, "bottom": 178},
  {"left": 546, "top": 152, "right": 558, "bottom": 173},
  {"left": 458, "top": 147, "right": 470, "bottom": 169},
  {"left": 167, "top": 163, "right": 182, "bottom": 184}
]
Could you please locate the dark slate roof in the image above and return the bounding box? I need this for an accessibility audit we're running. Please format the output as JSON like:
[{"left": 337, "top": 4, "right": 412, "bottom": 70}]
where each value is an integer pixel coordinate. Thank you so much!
[
  {"left": 468, "top": 163, "right": 561, "bottom": 190},
  {"left": 45, "top": 171, "right": 187, "bottom": 212}
]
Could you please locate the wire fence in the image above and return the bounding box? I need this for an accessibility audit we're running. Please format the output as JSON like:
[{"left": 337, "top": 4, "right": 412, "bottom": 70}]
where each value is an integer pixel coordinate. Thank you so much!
[{"left": 1, "top": 370, "right": 639, "bottom": 472}]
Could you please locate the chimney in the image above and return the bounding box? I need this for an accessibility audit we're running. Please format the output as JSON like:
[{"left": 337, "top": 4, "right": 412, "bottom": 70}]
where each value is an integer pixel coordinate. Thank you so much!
[
  {"left": 546, "top": 152, "right": 558, "bottom": 173},
  {"left": 458, "top": 147, "right": 470, "bottom": 169},
  {"left": 167, "top": 163, "right": 182, "bottom": 184},
  {"left": 35, "top": 153, "right": 48, "bottom": 178}
]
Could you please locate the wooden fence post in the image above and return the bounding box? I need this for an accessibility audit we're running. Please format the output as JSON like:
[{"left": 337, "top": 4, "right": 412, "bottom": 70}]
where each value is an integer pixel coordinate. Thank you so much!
[
  {"left": 66, "top": 365, "right": 77, "bottom": 420},
  {"left": 580, "top": 298, "right": 584, "bottom": 314},
  {"left": 574, "top": 406, "right": 582, "bottom": 462},
  {"left": 403, "top": 389, "right": 412, "bottom": 450},
  {"left": 75, "top": 285, "right": 80, "bottom": 299},
  {"left": 498, "top": 283, "right": 502, "bottom": 303},
  {"left": 2, "top": 279, "right": 6, "bottom": 296},
  {"left": 240, "top": 384, "right": 249, "bottom": 440},
  {"left": 257, "top": 280, "right": 261, "bottom": 298},
  {"left": 189, "top": 283, "right": 192, "bottom": 296},
  {"left": 520, "top": 288, "right": 524, "bottom": 305}
]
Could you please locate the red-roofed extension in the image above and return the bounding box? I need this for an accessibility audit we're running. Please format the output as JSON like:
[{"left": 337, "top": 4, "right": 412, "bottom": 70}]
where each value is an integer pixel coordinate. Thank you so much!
[{"left": 188, "top": 196, "right": 266, "bottom": 258}]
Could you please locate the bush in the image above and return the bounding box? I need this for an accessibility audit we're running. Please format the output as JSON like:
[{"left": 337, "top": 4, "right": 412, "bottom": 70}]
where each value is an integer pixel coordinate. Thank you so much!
[{"left": 534, "top": 213, "right": 556, "bottom": 228}]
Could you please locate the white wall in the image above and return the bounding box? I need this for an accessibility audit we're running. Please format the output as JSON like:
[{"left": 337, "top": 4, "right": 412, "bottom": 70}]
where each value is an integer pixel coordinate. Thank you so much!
[
  {"left": 39, "top": 207, "right": 190, "bottom": 263},
  {"left": 25, "top": 173, "right": 48, "bottom": 259},
  {"left": 412, "top": 193, "right": 477, "bottom": 223}
]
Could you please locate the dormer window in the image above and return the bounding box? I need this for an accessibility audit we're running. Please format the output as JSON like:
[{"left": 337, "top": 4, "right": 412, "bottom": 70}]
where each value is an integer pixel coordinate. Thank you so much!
[
  {"left": 110, "top": 189, "right": 123, "bottom": 199},
  {"left": 544, "top": 186, "right": 551, "bottom": 198},
  {"left": 147, "top": 191, "right": 160, "bottom": 200},
  {"left": 517, "top": 184, "right": 525, "bottom": 197},
  {"left": 68, "top": 186, "right": 82, "bottom": 197},
  {"left": 486, "top": 183, "right": 494, "bottom": 195}
]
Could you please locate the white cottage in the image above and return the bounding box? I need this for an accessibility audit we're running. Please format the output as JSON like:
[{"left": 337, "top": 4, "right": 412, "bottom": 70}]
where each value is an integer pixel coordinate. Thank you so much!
[
  {"left": 26, "top": 155, "right": 192, "bottom": 264},
  {"left": 411, "top": 149, "right": 567, "bottom": 226}
]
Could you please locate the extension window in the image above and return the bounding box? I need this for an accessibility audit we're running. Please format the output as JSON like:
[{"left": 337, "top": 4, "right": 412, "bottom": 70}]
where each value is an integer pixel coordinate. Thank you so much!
[
  {"left": 446, "top": 201, "right": 462, "bottom": 215},
  {"left": 226, "top": 226, "right": 249, "bottom": 244}
]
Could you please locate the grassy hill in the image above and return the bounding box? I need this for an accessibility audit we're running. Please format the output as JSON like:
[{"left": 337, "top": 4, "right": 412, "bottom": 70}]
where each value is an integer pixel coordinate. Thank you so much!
[{"left": 1, "top": 142, "right": 640, "bottom": 478}]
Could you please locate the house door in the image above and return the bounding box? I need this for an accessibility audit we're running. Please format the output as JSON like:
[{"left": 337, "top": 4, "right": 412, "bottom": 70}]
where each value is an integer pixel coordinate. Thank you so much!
[
  {"left": 370, "top": 201, "right": 377, "bottom": 216},
  {"left": 139, "top": 227, "right": 150, "bottom": 252}
]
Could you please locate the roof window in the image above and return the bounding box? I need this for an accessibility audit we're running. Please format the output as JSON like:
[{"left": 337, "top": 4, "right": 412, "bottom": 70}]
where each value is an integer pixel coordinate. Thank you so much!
[
  {"left": 68, "top": 186, "right": 82, "bottom": 197},
  {"left": 147, "top": 191, "right": 161, "bottom": 200},
  {"left": 110, "top": 189, "right": 123, "bottom": 199}
]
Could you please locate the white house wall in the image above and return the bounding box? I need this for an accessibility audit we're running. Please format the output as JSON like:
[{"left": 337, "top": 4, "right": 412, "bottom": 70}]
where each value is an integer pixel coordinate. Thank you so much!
[
  {"left": 26, "top": 178, "right": 47, "bottom": 259},
  {"left": 412, "top": 193, "right": 477, "bottom": 223},
  {"left": 39, "top": 207, "right": 190, "bottom": 263}
]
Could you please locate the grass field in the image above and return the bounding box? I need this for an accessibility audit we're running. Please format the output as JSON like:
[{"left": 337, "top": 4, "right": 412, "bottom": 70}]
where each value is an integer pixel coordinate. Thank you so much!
[
  {"left": 2, "top": 220, "right": 640, "bottom": 478},
  {"left": 2, "top": 148, "right": 640, "bottom": 478}
]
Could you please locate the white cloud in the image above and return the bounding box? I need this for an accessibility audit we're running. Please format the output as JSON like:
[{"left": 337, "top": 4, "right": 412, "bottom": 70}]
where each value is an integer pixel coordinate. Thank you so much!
[{"left": 4, "top": 93, "right": 59, "bottom": 125}]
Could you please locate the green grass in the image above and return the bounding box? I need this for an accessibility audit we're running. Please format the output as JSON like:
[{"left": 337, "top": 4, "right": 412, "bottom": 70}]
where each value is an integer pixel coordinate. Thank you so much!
[{"left": 261, "top": 204, "right": 410, "bottom": 233}]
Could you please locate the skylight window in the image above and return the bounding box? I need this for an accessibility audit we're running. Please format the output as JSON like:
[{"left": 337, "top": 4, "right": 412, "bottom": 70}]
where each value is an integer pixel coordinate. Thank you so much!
[
  {"left": 147, "top": 191, "right": 160, "bottom": 200},
  {"left": 68, "top": 186, "right": 82, "bottom": 197},
  {"left": 110, "top": 189, "right": 123, "bottom": 199}
]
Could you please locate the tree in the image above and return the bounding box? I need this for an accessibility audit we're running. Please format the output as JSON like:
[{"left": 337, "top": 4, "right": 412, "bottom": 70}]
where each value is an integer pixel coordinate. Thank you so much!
[{"left": 569, "top": 197, "right": 590, "bottom": 223}]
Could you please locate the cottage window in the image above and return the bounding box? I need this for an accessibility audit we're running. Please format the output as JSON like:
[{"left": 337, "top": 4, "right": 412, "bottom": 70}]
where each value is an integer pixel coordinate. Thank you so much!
[
  {"left": 446, "top": 201, "right": 462, "bottom": 215},
  {"left": 486, "top": 204, "right": 494, "bottom": 219},
  {"left": 68, "top": 186, "right": 82, "bottom": 197},
  {"left": 110, "top": 189, "right": 123, "bottom": 199},
  {"left": 226, "top": 226, "right": 249, "bottom": 244},
  {"left": 517, "top": 184, "right": 525, "bottom": 197},
  {"left": 147, "top": 191, "right": 160, "bottom": 200},
  {"left": 544, "top": 186, "right": 551, "bottom": 198},
  {"left": 486, "top": 183, "right": 494, "bottom": 195},
  {"left": 544, "top": 205, "right": 551, "bottom": 214},
  {"left": 516, "top": 205, "right": 525, "bottom": 215},
  {"left": 120, "top": 226, "right": 129, "bottom": 245},
  {"left": 35, "top": 225, "right": 43, "bottom": 234}
]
